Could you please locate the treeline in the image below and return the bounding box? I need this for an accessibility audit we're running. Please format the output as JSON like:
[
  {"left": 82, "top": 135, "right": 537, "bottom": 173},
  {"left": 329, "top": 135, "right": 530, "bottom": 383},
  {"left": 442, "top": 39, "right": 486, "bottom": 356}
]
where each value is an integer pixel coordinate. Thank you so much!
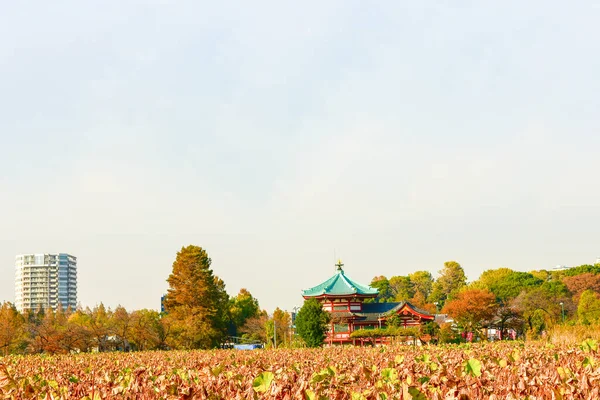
[
  {"left": 0, "top": 298, "right": 289, "bottom": 356},
  {"left": 369, "top": 261, "right": 600, "bottom": 339},
  {"left": 0, "top": 303, "right": 167, "bottom": 355},
  {"left": 0, "top": 245, "right": 292, "bottom": 355}
]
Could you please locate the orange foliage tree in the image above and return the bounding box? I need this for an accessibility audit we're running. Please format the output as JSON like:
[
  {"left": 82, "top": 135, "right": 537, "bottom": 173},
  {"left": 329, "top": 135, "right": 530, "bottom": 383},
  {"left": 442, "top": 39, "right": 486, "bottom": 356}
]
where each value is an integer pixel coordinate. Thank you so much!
[
  {"left": 442, "top": 288, "right": 498, "bottom": 336},
  {"left": 562, "top": 273, "right": 600, "bottom": 302},
  {"left": 0, "top": 302, "right": 25, "bottom": 355}
]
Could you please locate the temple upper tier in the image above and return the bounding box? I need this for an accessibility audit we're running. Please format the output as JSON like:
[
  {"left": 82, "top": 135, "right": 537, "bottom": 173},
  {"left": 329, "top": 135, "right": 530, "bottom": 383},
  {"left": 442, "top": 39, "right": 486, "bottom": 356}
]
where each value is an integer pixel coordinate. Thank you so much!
[{"left": 302, "top": 261, "right": 378, "bottom": 299}]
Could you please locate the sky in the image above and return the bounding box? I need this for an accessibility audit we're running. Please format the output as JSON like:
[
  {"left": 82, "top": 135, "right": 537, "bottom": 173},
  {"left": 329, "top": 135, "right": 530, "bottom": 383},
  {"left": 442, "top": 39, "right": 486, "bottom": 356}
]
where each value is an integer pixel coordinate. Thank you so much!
[{"left": 1, "top": 1, "right": 599, "bottom": 314}]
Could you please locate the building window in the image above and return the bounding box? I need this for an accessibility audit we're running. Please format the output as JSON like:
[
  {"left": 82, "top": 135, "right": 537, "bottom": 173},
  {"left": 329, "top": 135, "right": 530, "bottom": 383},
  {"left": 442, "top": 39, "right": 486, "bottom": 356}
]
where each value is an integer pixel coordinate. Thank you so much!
[
  {"left": 333, "top": 305, "right": 347, "bottom": 311},
  {"left": 334, "top": 324, "right": 349, "bottom": 333}
]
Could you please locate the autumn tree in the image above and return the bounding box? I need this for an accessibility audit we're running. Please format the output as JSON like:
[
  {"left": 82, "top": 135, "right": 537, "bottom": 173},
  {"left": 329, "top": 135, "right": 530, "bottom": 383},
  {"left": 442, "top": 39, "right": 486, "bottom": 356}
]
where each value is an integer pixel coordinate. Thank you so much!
[
  {"left": 562, "top": 273, "right": 600, "bottom": 302},
  {"left": 213, "top": 276, "right": 230, "bottom": 337},
  {"left": 163, "top": 245, "right": 229, "bottom": 349},
  {"left": 511, "top": 281, "right": 573, "bottom": 336},
  {"left": 540, "top": 264, "right": 599, "bottom": 288},
  {"left": 530, "top": 270, "right": 552, "bottom": 282},
  {"left": 409, "top": 291, "right": 429, "bottom": 309},
  {"left": 295, "top": 299, "right": 330, "bottom": 347},
  {"left": 442, "top": 288, "right": 498, "bottom": 338},
  {"left": 27, "top": 307, "right": 76, "bottom": 354},
  {"left": 493, "top": 305, "right": 525, "bottom": 338},
  {"left": 229, "top": 288, "right": 261, "bottom": 336},
  {"left": 129, "top": 309, "right": 168, "bottom": 351},
  {"left": 26, "top": 308, "right": 52, "bottom": 353},
  {"left": 266, "top": 308, "right": 291, "bottom": 348},
  {"left": 429, "top": 261, "right": 467, "bottom": 307},
  {"left": 577, "top": 290, "right": 600, "bottom": 324},
  {"left": 239, "top": 310, "right": 269, "bottom": 344},
  {"left": 66, "top": 310, "right": 95, "bottom": 352},
  {"left": 85, "top": 304, "right": 112, "bottom": 351},
  {"left": 0, "top": 302, "right": 25, "bottom": 355},
  {"left": 111, "top": 305, "right": 132, "bottom": 351},
  {"left": 408, "top": 271, "right": 434, "bottom": 303},
  {"left": 52, "top": 306, "right": 82, "bottom": 353}
]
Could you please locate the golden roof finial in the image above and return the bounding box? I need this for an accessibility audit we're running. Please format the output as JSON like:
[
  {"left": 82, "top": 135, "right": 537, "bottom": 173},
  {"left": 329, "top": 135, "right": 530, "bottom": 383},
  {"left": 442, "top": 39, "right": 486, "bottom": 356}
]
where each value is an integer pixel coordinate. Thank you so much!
[{"left": 335, "top": 259, "right": 344, "bottom": 271}]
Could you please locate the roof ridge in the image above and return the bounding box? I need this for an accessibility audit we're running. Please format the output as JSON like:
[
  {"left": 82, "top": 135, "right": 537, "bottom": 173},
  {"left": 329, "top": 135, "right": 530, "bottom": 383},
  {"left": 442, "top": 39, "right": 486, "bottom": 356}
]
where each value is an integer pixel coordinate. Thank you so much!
[
  {"left": 322, "top": 272, "right": 341, "bottom": 293},
  {"left": 338, "top": 270, "right": 358, "bottom": 292},
  {"left": 404, "top": 301, "right": 432, "bottom": 316},
  {"left": 344, "top": 272, "right": 376, "bottom": 291}
]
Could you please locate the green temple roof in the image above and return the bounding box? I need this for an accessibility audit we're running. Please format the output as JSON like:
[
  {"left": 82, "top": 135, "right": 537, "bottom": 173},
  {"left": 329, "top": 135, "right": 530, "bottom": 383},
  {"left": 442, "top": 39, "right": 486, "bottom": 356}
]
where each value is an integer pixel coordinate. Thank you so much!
[{"left": 302, "top": 261, "right": 379, "bottom": 298}]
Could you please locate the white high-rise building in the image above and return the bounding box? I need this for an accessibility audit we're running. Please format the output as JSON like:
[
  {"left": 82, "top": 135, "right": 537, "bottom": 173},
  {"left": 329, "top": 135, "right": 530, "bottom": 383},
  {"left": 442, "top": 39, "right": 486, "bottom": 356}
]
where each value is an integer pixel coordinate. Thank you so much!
[{"left": 15, "top": 253, "right": 77, "bottom": 313}]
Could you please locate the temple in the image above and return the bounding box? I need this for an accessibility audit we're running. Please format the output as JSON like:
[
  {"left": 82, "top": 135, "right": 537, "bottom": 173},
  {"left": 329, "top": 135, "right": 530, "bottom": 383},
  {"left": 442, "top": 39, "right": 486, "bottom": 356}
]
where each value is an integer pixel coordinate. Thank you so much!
[{"left": 302, "top": 260, "right": 434, "bottom": 345}]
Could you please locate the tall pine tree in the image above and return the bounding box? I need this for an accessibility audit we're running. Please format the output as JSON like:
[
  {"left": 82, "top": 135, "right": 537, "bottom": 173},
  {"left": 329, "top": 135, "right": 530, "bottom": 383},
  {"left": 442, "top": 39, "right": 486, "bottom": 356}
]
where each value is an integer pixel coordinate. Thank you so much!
[{"left": 164, "top": 245, "right": 229, "bottom": 349}]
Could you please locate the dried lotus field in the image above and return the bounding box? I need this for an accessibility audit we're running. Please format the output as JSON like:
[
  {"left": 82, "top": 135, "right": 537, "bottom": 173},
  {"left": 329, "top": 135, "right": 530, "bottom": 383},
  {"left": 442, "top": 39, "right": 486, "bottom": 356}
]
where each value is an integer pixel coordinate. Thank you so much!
[{"left": 1, "top": 341, "right": 599, "bottom": 399}]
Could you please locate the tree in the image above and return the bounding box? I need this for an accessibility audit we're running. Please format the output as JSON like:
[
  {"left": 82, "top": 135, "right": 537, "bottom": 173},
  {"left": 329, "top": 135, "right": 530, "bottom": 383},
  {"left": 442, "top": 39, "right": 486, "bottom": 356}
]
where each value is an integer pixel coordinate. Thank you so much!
[
  {"left": 163, "top": 245, "right": 229, "bottom": 349},
  {"left": 229, "top": 288, "right": 261, "bottom": 336},
  {"left": 389, "top": 276, "right": 413, "bottom": 301},
  {"left": 577, "top": 290, "right": 600, "bottom": 325},
  {"left": 511, "top": 281, "right": 573, "bottom": 337},
  {"left": 494, "top": 272, "right": 543, "bottom": 303},
  {"left": 408, "top": 271, "right": 434, "bottom": 302},
  {"left": 530, "top": 269, "right": 551, "bottom": 282},
  {"left": 86, "top": 304, "right": 112, "bottom": 352},
  {"left": 474, "top": 268, "right": 514, "bottom": 289},
  {"left": 129, "top": 309, "right": 167, "bottom": 351},
  {"left": 27, "top": 307, "right": 72, "bottom": 354},
  {"left": 442, "top": 288, "right": 498, "bottom": 338},
  {"left": 111, "top": 305, "right": 132, "bottom": 351},
  {"left": 212, "top": 276, "right": 230, "bottom": 338},
  {"left": 52, "top": 306, "right": 82, "bottom": 353},
  {"left": 562, "top": 273, "right": 600, "bottom": 302},
  {"left": 67, "top": 310, "right": 95, "bottom": 352},
  {"left": 0, "top": 302, "right": 25, "bottom": 355},
  {"left": 410, "top": 291, "right": 433, "bottom": 310},
  {"left": 369, "top": 276, "right": 394, "bottom": 303},
  {"left": 562, "top": 264, "right": 600, "bottom": 277},
  {"left": 429, "top": 261, "right": 467, "bottom": 307},
  {"left": 295, "top": 299, "right": 330, "bottom": 347},
  {"left": 239, "top": 310, "right": 269, "bottom": 344},
  {"left": 495, "top": 305, "right": 525, "bottom": 339},
  {"left": 266, "top": 308, "right": 291, "bottom": 348},
  {"left": 474, "top": 268, "right": 543, "bottom": 304}
]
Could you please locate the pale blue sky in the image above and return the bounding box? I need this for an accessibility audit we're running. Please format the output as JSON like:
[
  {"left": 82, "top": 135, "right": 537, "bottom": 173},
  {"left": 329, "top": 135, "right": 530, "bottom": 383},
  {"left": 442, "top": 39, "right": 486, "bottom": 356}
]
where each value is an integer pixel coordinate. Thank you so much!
[{"left": 1, "top": 1, "right": 599, "bottom": 313}]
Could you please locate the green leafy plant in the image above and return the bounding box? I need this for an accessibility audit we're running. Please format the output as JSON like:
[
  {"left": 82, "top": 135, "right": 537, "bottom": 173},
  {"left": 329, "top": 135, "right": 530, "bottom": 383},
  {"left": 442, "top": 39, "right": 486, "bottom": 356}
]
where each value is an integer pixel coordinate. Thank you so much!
[
  {"left": 463, "top": 358, "right": 482, "bottom": 377},
  {"left": 252, "top": 371, "right": 274, "bottom": 393}
]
